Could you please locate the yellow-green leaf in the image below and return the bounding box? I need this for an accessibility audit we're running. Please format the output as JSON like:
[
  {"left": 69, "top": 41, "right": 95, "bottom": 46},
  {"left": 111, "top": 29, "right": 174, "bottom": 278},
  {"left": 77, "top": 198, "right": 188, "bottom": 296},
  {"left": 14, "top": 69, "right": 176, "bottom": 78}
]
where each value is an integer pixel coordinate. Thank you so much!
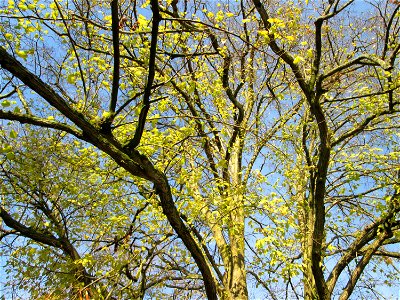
[
  {"left": 16, "top": 50, "right": 28, "bottom": 60},
  {"left": 293, "top": 56, "right": 304, "bottom": 64},
  {"left": 67, "top": 74, "right": 76, "bottom": 84},
  {"left": 1, "top": 100, "right": 11, "bottom": 107},
  {"left": 9, "top": 130, "right": 18, "bottom": 138}
]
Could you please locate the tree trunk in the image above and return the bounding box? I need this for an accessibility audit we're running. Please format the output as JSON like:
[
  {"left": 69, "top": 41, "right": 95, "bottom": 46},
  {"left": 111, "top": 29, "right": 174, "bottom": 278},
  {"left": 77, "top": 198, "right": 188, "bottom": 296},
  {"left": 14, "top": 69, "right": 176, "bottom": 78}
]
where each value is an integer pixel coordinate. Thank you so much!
[{"left": 223, "top": 145, "right": 248, "bottom": 300}]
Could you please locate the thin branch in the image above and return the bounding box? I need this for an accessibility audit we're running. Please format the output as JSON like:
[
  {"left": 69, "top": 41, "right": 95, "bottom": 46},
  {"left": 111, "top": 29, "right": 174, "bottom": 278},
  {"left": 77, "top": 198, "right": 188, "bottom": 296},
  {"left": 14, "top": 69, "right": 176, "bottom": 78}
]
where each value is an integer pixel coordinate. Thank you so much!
[
  {"left": 332, "top": 109, "right": 400, "bottom": 146},
  {"left": 319, "top": 55, "right": 388, "bottom": 83},
  {"left": 247, "top": 270, "right": 279, "bottom": 300},
  {"left": 339, "top": 230, "right": 391, "bottom": 300},
  {"left": 0, "top": 88, "right": 17, "bottom": 100},
  {"left": 180, "top": 214, "right": 224, "bottom": 283},
  {"left": 0, "top": 109, "right": 86, "bottom": 140},
  {"left": 54, "top": 0, "right": 88, "bottom": 101}
]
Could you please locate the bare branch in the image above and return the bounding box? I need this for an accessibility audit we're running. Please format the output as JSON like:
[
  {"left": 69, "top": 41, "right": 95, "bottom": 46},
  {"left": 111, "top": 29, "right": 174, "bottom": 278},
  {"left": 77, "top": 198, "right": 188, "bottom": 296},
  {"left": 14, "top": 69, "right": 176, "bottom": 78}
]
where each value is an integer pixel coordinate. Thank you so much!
[
  {"left": 0, "top": 109, "right": 86, "bottom": 140},
  {"left": 125, "top": 0, "right": 160, "bottom": 150},
  {"left": 111, "top": 5, "right": 121, "bottom": 104}
]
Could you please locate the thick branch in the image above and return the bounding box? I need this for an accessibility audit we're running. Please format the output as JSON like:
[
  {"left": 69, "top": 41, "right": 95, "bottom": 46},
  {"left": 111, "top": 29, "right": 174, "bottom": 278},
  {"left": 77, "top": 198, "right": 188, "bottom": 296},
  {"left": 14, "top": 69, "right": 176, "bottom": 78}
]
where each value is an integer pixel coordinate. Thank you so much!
[
  {"left": 327, "top": 200, "right": 400, "bottom": 294},
  {"left": 0, "top": 47, "right": 98, "bottom": 139},
  {"left": 0, "top": 206, "right": 63, "bottom": 248},
  {"left": 221, "top": 56, "right": 244, "bottom": 182},
  {"left": 382, "top": 5, "right": 400, "bottom": 60},
  {"left": 309, "top": 0, "right": 355, "bottom": 87},
  {"left": 0, "top": 46, "right": 218, "bottom": 300},
  {"left": 339, "top": 230, "right": 391, "bottom": 300},
  {"left": 180, "top": 213, "right": 224, "bottom": 283},
  {"left": 302, "top": 93, "right": 332, "bottom": 300},
  {"left": 125, "top": 0, "right": 160, "bottom": 150},
  {"left": 310, "top": 18, "right": 323, "bottom": 88},
  {"left": 0, "top": 206, "right": 93, "bottom": 287},
  {"left": 251, "top": 0, "right": 309, "bottom": 95},
  {"left": 108, "top": 0, "right": 120, "bottom": 118}
]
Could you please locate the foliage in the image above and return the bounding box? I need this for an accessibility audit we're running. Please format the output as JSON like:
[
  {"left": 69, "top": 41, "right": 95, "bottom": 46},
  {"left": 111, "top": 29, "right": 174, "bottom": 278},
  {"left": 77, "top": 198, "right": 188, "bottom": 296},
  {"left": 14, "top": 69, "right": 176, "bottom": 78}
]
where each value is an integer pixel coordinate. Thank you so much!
[{"left": 0, "top": 0, "right": 399, "bottom": 299}]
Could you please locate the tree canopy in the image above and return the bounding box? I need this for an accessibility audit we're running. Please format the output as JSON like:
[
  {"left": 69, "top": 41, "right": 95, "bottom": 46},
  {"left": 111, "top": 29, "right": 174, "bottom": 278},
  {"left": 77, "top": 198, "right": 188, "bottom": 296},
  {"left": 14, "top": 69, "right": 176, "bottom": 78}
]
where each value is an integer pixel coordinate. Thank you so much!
[{"left": 0, "top": 0, "right": 399, "bottom": 299}]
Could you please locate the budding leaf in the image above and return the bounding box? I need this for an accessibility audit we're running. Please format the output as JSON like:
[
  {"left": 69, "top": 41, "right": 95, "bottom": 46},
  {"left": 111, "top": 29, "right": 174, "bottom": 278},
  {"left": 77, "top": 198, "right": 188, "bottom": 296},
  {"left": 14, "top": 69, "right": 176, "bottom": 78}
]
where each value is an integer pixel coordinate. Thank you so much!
[
  {"left": 9, "top": 130, "right": 18, "bottom": 138},
  {"left": 16, "top": 50, "right": 28, "bottom": 60},
  {"left": 1, "top": 100, "right": 11, "bottom": 107},
  {"left": 67, "top": 74, "right": 76, "bottom": 84}
]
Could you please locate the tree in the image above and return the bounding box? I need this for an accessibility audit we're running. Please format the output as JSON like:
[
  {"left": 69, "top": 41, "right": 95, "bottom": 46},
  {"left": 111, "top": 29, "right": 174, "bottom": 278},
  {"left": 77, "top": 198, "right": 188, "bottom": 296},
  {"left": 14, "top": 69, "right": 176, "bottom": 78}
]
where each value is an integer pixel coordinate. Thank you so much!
[{"left": 0, "top": 0, "right": 399, "bottom": 299}]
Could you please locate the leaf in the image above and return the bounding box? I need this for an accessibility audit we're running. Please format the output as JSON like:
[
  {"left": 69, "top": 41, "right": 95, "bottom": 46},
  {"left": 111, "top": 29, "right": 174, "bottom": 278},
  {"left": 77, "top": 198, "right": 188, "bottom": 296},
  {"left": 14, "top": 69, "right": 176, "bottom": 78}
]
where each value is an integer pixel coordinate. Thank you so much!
[
  {"left": 17, "top": 3, "right": 28, "bottom": 10},
  {"left": 6, "top": 152, "right": 15, "bottom": 160},
  {"left": 102, "top": 81, "right": 110, "bottom": 88},
  {"left": 102, "top": 111, "right": 112, "bottom": 118},
  {"left": 67, "top": 74, "right": 76, "bottom": 84},
  {"left": 1, "top": 100, "right": 11, "bottom": 107},
  {"left": 293, "top": 55, "right": 304, "bottom": 64},
  {"left": 9, "top": 130, "right": 18, "bottom": 138},
  {"left": 16, "top": 50, "right": 28, "bottom": 60}
]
